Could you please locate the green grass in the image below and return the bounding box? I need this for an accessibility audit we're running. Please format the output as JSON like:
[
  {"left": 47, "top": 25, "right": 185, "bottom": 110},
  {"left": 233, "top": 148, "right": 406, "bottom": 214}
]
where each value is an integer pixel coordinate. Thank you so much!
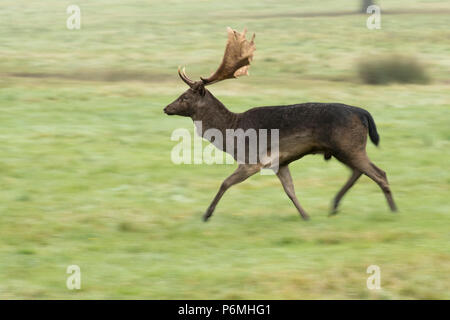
[{"left": 0, "top": 0, "right": 449, "bottom": 299}]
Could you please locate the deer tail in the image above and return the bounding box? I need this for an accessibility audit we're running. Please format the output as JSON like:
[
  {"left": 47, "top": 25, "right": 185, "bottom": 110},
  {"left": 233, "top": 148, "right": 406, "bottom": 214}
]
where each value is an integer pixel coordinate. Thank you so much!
[{"left": 363, "top": 110, "right": 379, "bottom": 146}]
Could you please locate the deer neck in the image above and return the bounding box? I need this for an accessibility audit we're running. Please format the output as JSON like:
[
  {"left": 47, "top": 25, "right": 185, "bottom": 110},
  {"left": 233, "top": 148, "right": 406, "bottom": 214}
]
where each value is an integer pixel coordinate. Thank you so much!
[{"left": 192, "top": 99, "right": 237, "bottom": 136}]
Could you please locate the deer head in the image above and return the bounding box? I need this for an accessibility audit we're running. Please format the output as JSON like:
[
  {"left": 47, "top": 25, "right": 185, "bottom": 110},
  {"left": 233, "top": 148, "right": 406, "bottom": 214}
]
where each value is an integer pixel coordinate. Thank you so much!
[{"left": 164, "top": 27, "right": 256, "bottom": 117}]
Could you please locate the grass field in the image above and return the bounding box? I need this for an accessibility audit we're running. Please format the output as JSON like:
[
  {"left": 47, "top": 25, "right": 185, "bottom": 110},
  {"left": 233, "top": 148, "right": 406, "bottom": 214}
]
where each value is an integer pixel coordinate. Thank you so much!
[{"left": 0, "top": 0, "right": 449, "bottom": 299}]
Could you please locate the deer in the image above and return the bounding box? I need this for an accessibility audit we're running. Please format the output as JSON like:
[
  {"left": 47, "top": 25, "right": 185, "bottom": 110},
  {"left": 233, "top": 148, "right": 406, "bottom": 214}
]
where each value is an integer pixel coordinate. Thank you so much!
[{"left": 164, "top": 27, "right": 397, "bottom": 222}]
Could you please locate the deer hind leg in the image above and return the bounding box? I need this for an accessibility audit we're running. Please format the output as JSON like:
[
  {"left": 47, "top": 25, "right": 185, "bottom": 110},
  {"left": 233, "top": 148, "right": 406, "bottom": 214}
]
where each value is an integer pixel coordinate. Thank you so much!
[
  {"left": 369, "top": 162, "right": 397, "bottom": 211},
  {"left": 351, "top": 155, "right": 398, "bottom": 212},
  {"left": 330, "top": 169, "right": 362, "bottom": 215},
  {"left": 203, "top": 164, "right": 260, "bottom": 222},
  {"left": 276, "top": 165, "right": 310, "bottom": 220}
]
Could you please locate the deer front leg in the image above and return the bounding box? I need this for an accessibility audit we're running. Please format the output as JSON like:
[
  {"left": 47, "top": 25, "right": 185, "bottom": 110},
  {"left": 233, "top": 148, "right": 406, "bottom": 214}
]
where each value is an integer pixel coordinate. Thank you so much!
[
  {"left": 276, "top": 165, "right": 310, "bottom": 220},
  {"left": 203, "top": 164, "right": 260, "bottom": 222}
]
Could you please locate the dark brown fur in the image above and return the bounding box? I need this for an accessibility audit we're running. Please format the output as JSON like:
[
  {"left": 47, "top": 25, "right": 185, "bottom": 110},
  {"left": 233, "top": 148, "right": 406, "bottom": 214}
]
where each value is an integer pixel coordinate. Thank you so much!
[{"left": 165, "top": 85, "right": 397, "bottom": 221}]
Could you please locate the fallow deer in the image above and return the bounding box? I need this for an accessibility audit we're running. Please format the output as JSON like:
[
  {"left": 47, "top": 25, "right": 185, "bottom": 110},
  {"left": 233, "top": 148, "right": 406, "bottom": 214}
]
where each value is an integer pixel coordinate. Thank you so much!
[{"left": 164, "top": 27, "right": 397, "bottom": 221}]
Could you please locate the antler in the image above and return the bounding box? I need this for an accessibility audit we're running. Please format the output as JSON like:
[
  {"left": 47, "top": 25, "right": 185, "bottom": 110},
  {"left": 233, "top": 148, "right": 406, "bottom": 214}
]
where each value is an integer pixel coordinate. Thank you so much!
[
  {"left": 178, "top": 66, "right": 196, "bottom": 87},
  {"left": 200, "top": 27, "right": 256, "bottom": 85}
]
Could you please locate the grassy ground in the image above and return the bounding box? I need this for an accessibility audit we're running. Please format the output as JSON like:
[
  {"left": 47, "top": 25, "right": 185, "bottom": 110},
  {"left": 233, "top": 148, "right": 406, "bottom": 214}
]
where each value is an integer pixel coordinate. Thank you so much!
[{"left": 0, "top": 0, "right": 449, "bottom": 299}]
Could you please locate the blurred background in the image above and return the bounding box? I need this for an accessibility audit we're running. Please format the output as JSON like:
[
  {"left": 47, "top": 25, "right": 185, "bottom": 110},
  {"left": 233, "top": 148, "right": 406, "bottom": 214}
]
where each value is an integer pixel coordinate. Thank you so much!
[{"left": 0, "top": 0, "right": 449, "bottom": 299}]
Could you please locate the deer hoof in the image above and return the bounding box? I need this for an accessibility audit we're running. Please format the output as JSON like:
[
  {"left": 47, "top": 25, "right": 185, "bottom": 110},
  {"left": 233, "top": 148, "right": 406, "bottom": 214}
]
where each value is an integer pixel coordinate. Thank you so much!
[
  {"left": 301, "top": 214, "right": 310, "bottom": 221},
  {"left": 202, "top": 213, "right": 212, "bottom": 222},
  {"left": 329, "top": 208, "right": 338, "bottom": 216}
]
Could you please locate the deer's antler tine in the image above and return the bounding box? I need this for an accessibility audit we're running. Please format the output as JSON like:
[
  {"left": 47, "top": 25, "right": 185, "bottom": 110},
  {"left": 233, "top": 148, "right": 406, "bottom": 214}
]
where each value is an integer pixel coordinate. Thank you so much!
[{"left": 178, "top": 66, "right": 196, "bottom": 87}]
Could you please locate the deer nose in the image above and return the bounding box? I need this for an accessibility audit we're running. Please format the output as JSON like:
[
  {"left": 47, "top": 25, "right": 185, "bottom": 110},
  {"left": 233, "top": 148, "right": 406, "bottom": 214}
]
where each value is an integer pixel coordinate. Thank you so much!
[{"left": 164, "top": 106, "right": 174, "bottom": 115}]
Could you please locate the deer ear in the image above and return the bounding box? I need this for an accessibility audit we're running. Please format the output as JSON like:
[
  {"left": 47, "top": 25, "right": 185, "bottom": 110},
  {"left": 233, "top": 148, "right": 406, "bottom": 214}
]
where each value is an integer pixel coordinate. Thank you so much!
[{"left": 193, "top": 82, "right": 206, "bottom": 96}]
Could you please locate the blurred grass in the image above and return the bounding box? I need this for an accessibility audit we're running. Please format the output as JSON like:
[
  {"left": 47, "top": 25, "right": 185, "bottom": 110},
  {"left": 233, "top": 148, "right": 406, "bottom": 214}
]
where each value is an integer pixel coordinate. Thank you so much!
[
  {"left": 0, "top": 0, "right": 449, "bottom": 299},
  {"left": 358, "top": 55, "right": 429, "bottom": 84}
]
